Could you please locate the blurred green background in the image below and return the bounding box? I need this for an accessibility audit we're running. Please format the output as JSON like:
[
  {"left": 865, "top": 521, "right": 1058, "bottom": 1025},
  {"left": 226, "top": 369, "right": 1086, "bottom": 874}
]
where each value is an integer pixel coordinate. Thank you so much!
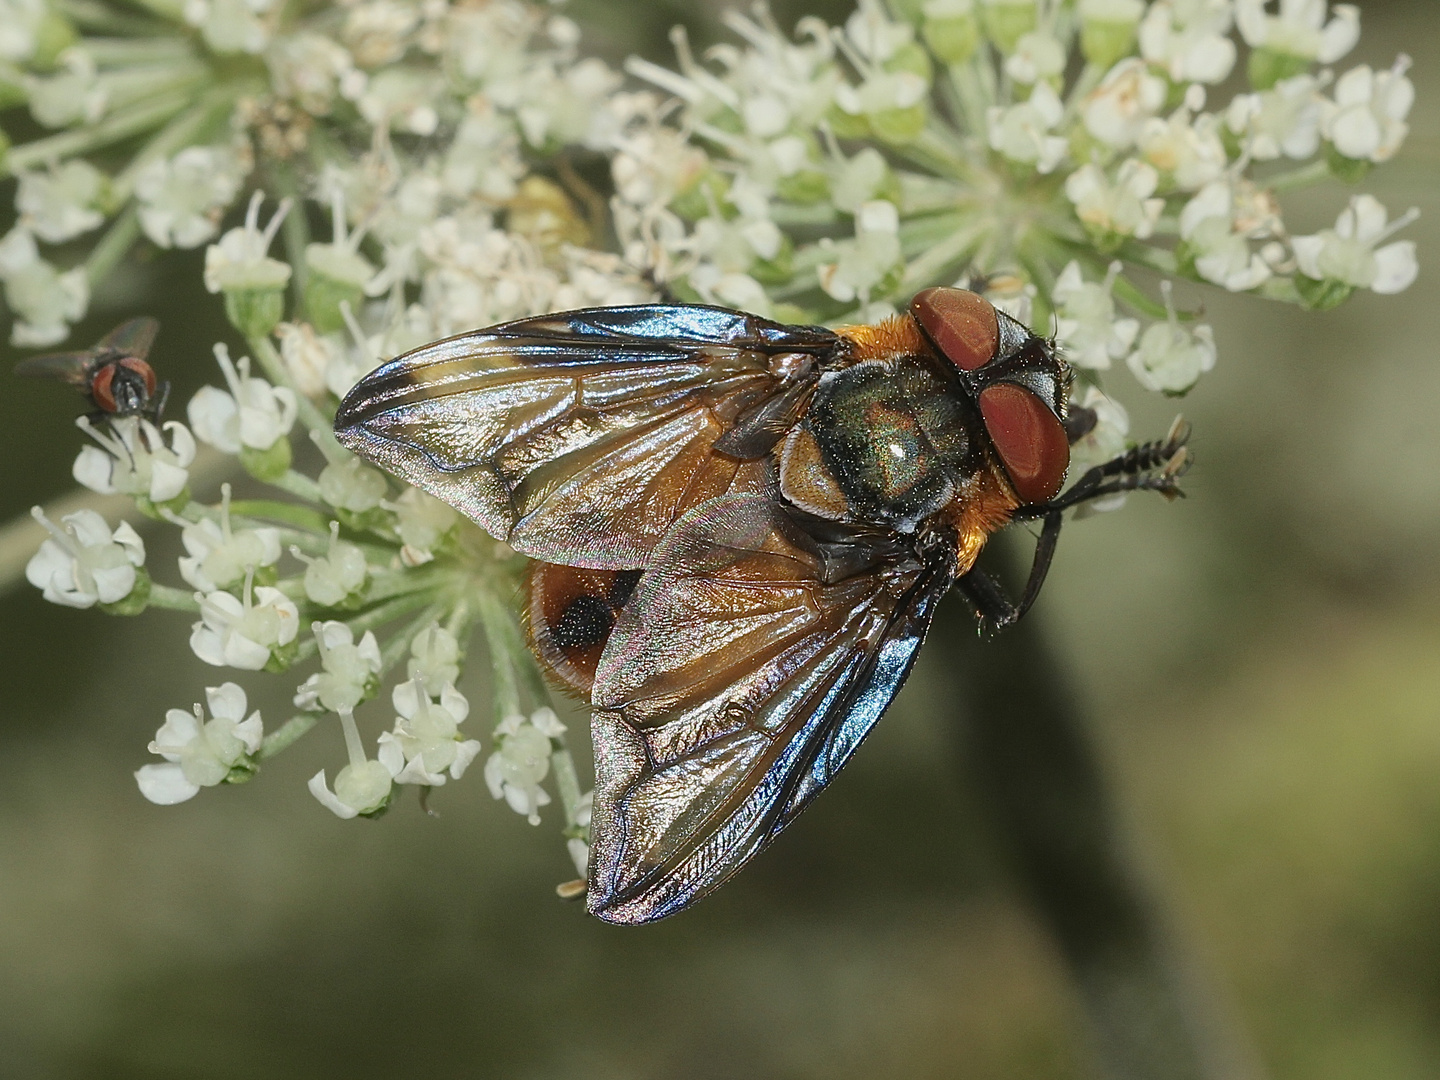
[{"left": 2, "top": 2, "right": 1438, "bottom": 1077}]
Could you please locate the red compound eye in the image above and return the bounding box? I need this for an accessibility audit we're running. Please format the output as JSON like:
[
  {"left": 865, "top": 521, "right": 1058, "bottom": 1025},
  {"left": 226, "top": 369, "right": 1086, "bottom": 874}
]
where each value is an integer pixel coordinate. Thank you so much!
[
  {"left": 910, "top": 287, "right": 998, "bottom": 372},
  {"left": 979, "top": 382, "right": 1069, "bottom": 504},
  {"left": 119, "top": 357, "right": 158, "bottom": 397},
  {"left": 90, "top": 363, "right": 118, "bottom": 412}
]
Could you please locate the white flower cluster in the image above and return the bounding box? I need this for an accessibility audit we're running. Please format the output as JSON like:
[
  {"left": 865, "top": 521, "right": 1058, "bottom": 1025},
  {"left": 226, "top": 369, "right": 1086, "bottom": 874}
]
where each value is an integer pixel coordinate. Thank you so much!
[
  {"left": 612, "top": 0, "right": 1415, "bottom": 415},
  {"left": 0, "top": 0, "right": 648, "bottom": 347},
  {"left": 10, "top": 0, "right": 1417, "bottom": 891}
]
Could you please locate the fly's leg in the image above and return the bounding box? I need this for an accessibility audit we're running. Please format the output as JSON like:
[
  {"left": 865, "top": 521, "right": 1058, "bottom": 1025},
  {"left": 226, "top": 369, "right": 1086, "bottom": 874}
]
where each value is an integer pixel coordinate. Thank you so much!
[
  {"left": 960, "top": 418, "right": 1193, "bottom": 636},
  {"left": 956, "top": 511, "right": 1062, "bottom": 637},
  {"left": 1021, "top": 416, "right": 1193, "bottom": 518}
]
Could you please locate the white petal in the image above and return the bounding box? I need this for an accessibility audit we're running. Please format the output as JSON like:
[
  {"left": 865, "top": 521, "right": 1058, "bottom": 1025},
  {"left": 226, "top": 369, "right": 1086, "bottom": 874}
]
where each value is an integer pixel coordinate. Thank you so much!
[
  {"left": 164, "top": 421, "right": 197, "bottom": 467},
  {"left": 1370, "top": 240, "right": 1418, "bottom": 294},
  {"left": 187, "top": 386, "right": 241, "bottom": 453},
  {"left": 154, "top": 707, "right": 202, "bottom": 751},
  {"left": 392, "top": 678, "right": 423, "bottom": 718},
  {"left": 190, "top": 624, "right": 229, "bottom": 666},
  {"left": 223, "top": 633, "right": 272, "bottom": 670},
  {"left": 449, "top": 739, "right": 482, "bottom": 779},
  {"left": 1292, "top": 234, "right": 1325, "bottom": 278},
  {"left": 308, "top": 770, "right": 360, "bottom": 818},
  {"left": 72, "top": 446, "right": 116, "bottom": 494},
  {"left": 376, "top": 732, "right": 405, "bottom": 777},
  {"left": 136, "top": 762, "right": 201, "bottom": 804},
  {"left": 112, "top": 521, "right": 146, "bottom": 565},
  {"left": 234, "top": 713, "right": 264, "bottom": 754},
  {"left": 206, "top": 681, "right": 248, "bottom": 722},
  {"left": 90, "top": 562, "right": 137, "bottom": 604},
  {"left": 395, "top": 755, "right": 446, "bottom": 786},
  {"left": 148, "top": 459, "right": 190, "bottom": 504},
  {"left": 439, "top": 684, "right": 469, "bottom": 724}
]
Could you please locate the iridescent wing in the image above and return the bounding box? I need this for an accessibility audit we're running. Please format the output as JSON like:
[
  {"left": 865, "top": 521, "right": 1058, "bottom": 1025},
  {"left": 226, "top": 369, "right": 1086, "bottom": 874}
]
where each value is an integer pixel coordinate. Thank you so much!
[
  {"left": 97, "top": 316, "right": 159, "bottom": 360},
  {"left": 334, "top": 305, "right": 839, "bottom": 569},
  {"left": 12, "top": 349, "right": 97, "bottom": 386},
  {"left": 14, "top": 317, "right": 160, "bottom": 384},
  {"left": 586, "top": 495, "right": 955, "bottom": 924}
]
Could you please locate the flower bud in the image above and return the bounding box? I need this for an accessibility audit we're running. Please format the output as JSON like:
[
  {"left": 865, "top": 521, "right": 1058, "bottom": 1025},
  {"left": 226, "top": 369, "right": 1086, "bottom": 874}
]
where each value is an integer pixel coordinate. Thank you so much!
[
  {"left": 304, "top": 241, "right": 375, "bottom": 334},
  {"left": 1078, "top": 0, "right": 1144, "bottom": 69},
  {"left": 980, "top": 0, "right": 1037, "bottom": 54},
  {"left": 922, "top": 0, "right": 980, "bottom": 64}
]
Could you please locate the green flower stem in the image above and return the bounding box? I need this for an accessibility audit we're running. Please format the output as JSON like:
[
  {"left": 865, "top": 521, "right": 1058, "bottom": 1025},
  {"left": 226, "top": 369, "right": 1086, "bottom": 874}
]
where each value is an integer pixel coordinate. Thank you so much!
[
  {"left": 1112, "top": 274, "right": 1177, "bottom": 320},
  {"left": 270, "top": 167, "right": 312, "bottom": 302},
  {"left": 267, "top": 469, "right": 324, "bottom": 504},
  {"left": 146, "top": 583, "right": 198, "bottom": 610},
  {"left": 2, "top": 88, "right": 193, "bottom": 176},
  {"left": 124, "top": 0, "right": 184, "bottom": 20},
  {"left": 1265, "top": 159, "right": 1331, "bottom": 193},
  {"left": 85, "top": 206, "right": 140, "bottom": 286},
  {"left": 945, "top": 60, "right": 993, "bottom": 137},
  {"left": 476, "top": 586, "right": 525, "bottom": 719},
  {"left": 365, "top": 565, "right": 455, "bottom": 604},
  {"left": 227, "top": 499, "right": 333, "bottom": 534},
  {"left": 82, "top": 37, "right": 197, "bottom": 66},
  {"left": 899, "top": 217, "right": 987, "bottom": 292},
  {"left": 551, "top": 744, "right": 585, "bottom": 827},
  {"left": 346, "top": 589, "right": 446, "bottom": 638},
  {"left": 56, "top": 0, "right": 169, "bottom": 33},
  {"left": 247, "top": 333, "right": 343, "bottom": 455},
  {"left": 257, "top": 713, "right": 318, "bottom": 760},
  {"left": 1118, "top": 241, "right": 1179, "bottom": 275}
]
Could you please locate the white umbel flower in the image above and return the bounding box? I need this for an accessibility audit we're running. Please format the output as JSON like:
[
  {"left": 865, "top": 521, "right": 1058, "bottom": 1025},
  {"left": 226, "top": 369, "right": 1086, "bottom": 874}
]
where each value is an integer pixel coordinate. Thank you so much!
[
  {"left": 1180, "top": 180, "right": 1273, "bottom": 292},
  {"left": 1324, "top": 56, "right": 1413, "bottom": 164},
  {"left": 26, "top": 507, "right": 145, "bottom": 609},
  {"left": 407, "top": 625, "right": 462, "bottom": 696},
  {"left": 1053, "top": 261, "right": 1139, "bottom": 371},
  {"left": 191, "top": 569, "right": 300, "bottom": 670},
  {"left": 188, "top": 343, "right": 298, "bottom": 454},
  {"left": 204, "top": 191, "right": 293, "bottom": 294},
  {"left": 294, "top": 620, "right": 382, "bottom": 714},
  {"left": 1226, "top": 74, "right": 1325, "bottom": 161},
  {"left": 292, "top": 521, "right": 368, "bottom": 607},
  {"left": 309, "top": 706, "right": 395, "bottom": 819},
  {"left": 1236, "top": 0, "right": 1359, "bottom": 65},
  {"left": 1137, "top": 86, "right": 1227, "bottom": 192},
  {"left": 1292, "top": 195, "right": 1419, "bottom": 294},
  {"left": 1065, "top": 160, "right": 1163, "bottom": 243},
  {"left": 816, "top": 199, "right": 902, "bottom": 305},
  {"left": 1138, "top": 0, "right": 1237, "bottom": 84},
  {"left": 17, "top": 161, "right": 107, "bottom": 244},
  {"left": 73, "top": 416, "right": 195, "bottom": 505},
  {"left": 135, "top": 683, "right": 263, "bottom": 805},
  {"left": 987, "top": 81, "right": 1067, "bottom": 173},
  {"left": 1128, "top": 282, "right": 1217, "bottom": 394},
  {"left": 183, "top": 0, "right": 277, "bottom": 54},
  {"left": 1082, "top": 58, "right": 1166, "bottom": 150},
  {"left": 176, "top": 483, "right": 282, "bottom": 593},
  {"left": 385, "top": 486, "right": 459, "bottom": 565},
  {"left": 485, "top": 707, "right": 565, "bottom": 825},
  {"left": 376, "top": 679, "right": 481, "bottom": 786},
  {"left": 0, "top": 227, "right": 89, "bottom": 347},
  {"left": 0, "top": 0, "right": 47, "bottom": 63},
  {"left": 135, "top": 146, "right": 248, "bottom": 249}
]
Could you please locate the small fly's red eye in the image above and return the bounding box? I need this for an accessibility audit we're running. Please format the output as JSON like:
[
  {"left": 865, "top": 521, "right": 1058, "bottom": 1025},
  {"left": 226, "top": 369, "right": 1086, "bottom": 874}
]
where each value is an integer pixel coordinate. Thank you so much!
[
  {"left": 119, "top": 357, "right": 158, "bottom": 396},
  {"left": 90, "top": 363, "right": 118, "bottom": 412},
  {"left": 978, "top": 382, "right": 1069, "bottom": 504},
  {"left": 910, "top": 287, "right": 998, "bottom": 372}
]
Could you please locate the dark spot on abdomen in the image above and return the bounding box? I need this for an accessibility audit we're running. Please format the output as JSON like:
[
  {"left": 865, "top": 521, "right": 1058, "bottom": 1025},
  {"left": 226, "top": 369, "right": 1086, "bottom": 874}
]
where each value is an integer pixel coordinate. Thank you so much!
[{"left": 552, "top": 594, "right": 616, "bottom": 649}]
